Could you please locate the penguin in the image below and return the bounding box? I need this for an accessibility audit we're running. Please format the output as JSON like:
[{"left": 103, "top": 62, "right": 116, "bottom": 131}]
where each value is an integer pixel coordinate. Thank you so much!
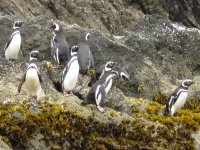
[
  {"left": 164, "top": 79, "right": 194, "bottom": 116},
  {"left": 50, "top": 23, "right": 70, "bottom": 66},
  {"left": 18, "top": 50, "right": 44, "bottom": 100},
  {"left": 89, "top": 63, "right": 130, "bottom": 86},
  {"left": 97, "top": 63, "right": 130, "bottom": 81},
  {"left": 82, "top": 61, "right": 130, "bottom": 112},
  {"left": 4, "top": 20, "right": 22, "bottom": 60},
  {"left": 77, "top": 32, "right": 94, "bottom": 75},
  {"left": 61, "top": 45, "right": 79, "bottom": 96}
]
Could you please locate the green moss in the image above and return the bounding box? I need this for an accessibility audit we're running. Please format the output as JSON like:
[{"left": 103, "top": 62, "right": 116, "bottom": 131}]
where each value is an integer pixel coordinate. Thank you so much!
[
  {"left": 0, "top": 97, "right": 199, "bottom": 149},
  {"left": 152, "top": 92, "right": 168, "bottom": 104},
  {"left": 146, "top": 101, "right": 164, "bottom": 115},
  {"left": 184, "top": 98, "right": 200, "bottom": 110},
  {"left": 0, "top": 135, "right": 12, "bottom": 148},
  {"left": 130, "top": 98, "right": 145, "bottom": 113},
  {"left": 87, "top": 68, "right": 95, "bottom": 77}
]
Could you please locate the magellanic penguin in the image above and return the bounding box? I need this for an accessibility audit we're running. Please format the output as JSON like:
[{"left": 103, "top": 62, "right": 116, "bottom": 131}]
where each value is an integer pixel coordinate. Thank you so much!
[
  {"left": 61, "top": 45, "right": 79, "bottom": 96},
  {"left": 77, "top": 32, "right": 94, "bottom": 75},
  {"left": 164, "top": 79, "right": 194, "bottom": 116},
  {"left": 50, "top": 23, "right": 70, "bottom": 66},
  {"left": 82, "top": 61, "right": 130, "bottom": 112},
  {"left": 4, "top": 21, "right": 22, "bottom": 60},
  {"left": 89, "top": 63, "right": 130, "bottom": 86},
  {"left": 18, "top": 50, "right": 44, "bottom": 100}
]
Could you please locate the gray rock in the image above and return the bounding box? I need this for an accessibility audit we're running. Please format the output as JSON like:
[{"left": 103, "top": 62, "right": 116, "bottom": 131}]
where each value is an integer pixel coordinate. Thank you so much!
[
  {"left": 0, "top": 138, "right": 12, "bottom": 150},
  {"left": 0, "top": 0, "right": 144, "bottom": 34}
]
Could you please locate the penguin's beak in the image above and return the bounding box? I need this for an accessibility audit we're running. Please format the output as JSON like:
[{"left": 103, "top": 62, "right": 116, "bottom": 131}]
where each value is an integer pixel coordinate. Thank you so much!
[
  {"left": 121, "top": 74, "right": 130, "bottom": 82},
  {"left": 19, "top": 21, "right": 22, "bottom": 26}
]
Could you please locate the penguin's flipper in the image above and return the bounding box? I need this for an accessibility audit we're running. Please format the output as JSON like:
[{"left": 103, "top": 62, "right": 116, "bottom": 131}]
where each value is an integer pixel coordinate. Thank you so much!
[
  {"left": 89, "top": 52, "right": 94, "bottom": 68},
  {"left": 20, "top": 39, "right": 25, "bottom": 57},
  {"left": 4, "top": 34, "right": 13, "bottom": 51},
  {"left": 164, "top": 95, "right": 177, "bottom": 116},
  {"left": 18, "top": 75, "right": 25, "bottom": 93},
  {"left": 20, "top": 49, "right": 25, "bottom": 57},
  {"left": 37, "top": 69, "right": 42, "bottom": 84},
  {"left": 61, "top": 65, "right": 69, "bottom": 92},
  {"left": 51, "top": 38, "right": 59, "bottom": 59},
  {"left": 95, "top": 85, "right": 106, "bottom": 113},
  {"left": 95, "top": 64, "right": 105, "bottom": 80},
  {"left": 37, "top": 70, "right": 46, "bottom": 94},
  {"left": 42, "top": 83, "right": 46, "bottom": 94}
]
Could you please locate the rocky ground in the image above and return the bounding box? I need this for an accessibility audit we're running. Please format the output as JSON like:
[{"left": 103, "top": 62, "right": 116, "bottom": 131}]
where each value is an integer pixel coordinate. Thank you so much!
[{"left": 0, "top": 0, "right": 200, "bottom": 149}]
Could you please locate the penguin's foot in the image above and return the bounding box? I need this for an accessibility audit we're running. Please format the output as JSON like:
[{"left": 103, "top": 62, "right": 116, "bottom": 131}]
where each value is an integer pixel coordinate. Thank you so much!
[
  {"left": 63, "top": 92, "right": 69, "bottom": 97},
  {"left": 69, "top": 92, "right": 74, "bottom": 96},
  {"left": 97, "top": 105, "right": 105, "bottom": 113},
  {"left": 81, "top": 98, "right": 88, "bottom": 105}
]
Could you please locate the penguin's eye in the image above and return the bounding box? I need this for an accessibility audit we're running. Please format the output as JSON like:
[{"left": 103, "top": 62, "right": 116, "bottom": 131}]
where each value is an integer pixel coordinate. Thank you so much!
[{"left": 108, "top": 64, "right": 113, "bottom": 68}]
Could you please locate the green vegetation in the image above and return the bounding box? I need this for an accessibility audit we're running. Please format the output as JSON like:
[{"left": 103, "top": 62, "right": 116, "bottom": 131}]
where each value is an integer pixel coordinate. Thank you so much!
[{"left": 0, "top": 92, "right": 199, "bottom": 149}]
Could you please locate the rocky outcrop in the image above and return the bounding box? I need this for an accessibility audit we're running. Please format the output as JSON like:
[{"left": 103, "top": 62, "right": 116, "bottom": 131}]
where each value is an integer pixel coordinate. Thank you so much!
[
  {"left": 0, "top": 0, "right": 144, "bottom": 34},
  {"left": 0, "top": 1, "right": 200, "bottom": 149},
  {"left": 132, "top": 0, "right": 200, "bottom": 29}
]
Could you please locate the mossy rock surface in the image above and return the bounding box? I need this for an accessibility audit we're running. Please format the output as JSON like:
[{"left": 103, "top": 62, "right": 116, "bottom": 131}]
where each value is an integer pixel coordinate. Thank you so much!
[{"left": 0, "top": 93, "right": 200, "bottom": 149}]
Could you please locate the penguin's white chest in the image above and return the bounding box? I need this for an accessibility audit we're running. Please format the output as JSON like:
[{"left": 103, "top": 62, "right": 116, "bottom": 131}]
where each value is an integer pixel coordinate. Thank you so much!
[
  {"left": 63, "top": 61, "right": 79, "bottom": 92},
  {"left": 24, "top": 68, "right": 42, "bottom": 97},
  {"left": 5, "top": 33, "right": 21, "bottom": 60},
  {"left": 171, "top": 92, "right": 188, "bottom": 115},
  {"left": 105, "top": 79, "right": 113, "bottom": 95}
]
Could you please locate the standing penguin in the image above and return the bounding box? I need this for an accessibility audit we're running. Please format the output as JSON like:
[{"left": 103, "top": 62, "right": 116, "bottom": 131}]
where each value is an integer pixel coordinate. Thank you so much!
[
  {"left": 82, "top": 61, "right": 130, "bottom": 112},
  {"left": 61, "top": 46, "right": 79, "bottom": 96},
  {"left": 89, "top": 63, "right": 130, "bottom": 86},
  {"left": 18, "top": 50, "right": 44, "bottom": 100},
  {"left": 164, "top": 79, "right": 194, "bottom": 116},
  {"left": 4, "top": 21, "right": 22, "bottom": 60},
  {"left": 50, "top": 23, "right": 70, "bottom": 66},
  {"left": 78, "top": 32, "right": 94, "bottom": 75}
]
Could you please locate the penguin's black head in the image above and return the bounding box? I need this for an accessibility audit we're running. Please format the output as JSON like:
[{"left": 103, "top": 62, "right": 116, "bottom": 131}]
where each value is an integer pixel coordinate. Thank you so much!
[
  {"left": 13, "top": 21, "right": 22, "bottom": 29},
  {"left": 51, "top": 23, "right": 60, "bottom": 31},
  {"left": 105, "top": 61, "right": 115, "bottom": 72},
  {"left": 81, "top": 32, "right": 90, "bottom": 42},
  {"left": 182, "top": 79, "right": 194, "bottom": 87},
  {"left": 30, "top": 50, "right": 39, "bottom": 60},
  {"left": 71, "top": 45, "right": 79, "bottom": 56},
  {"left": 112, "top": 65, "right": 130, "bottom": 82},
  {"left": 85, "top": 32, "right": 90, "bottom": 41}
]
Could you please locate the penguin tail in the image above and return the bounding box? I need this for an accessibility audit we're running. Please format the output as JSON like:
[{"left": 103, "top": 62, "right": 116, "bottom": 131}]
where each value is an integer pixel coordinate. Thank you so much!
[
  {"left": 18, "top": 80, "right": 24, "bottom": 93},
  {"left": 81, "top": 96, "right": 90, "bottom": 105}
]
